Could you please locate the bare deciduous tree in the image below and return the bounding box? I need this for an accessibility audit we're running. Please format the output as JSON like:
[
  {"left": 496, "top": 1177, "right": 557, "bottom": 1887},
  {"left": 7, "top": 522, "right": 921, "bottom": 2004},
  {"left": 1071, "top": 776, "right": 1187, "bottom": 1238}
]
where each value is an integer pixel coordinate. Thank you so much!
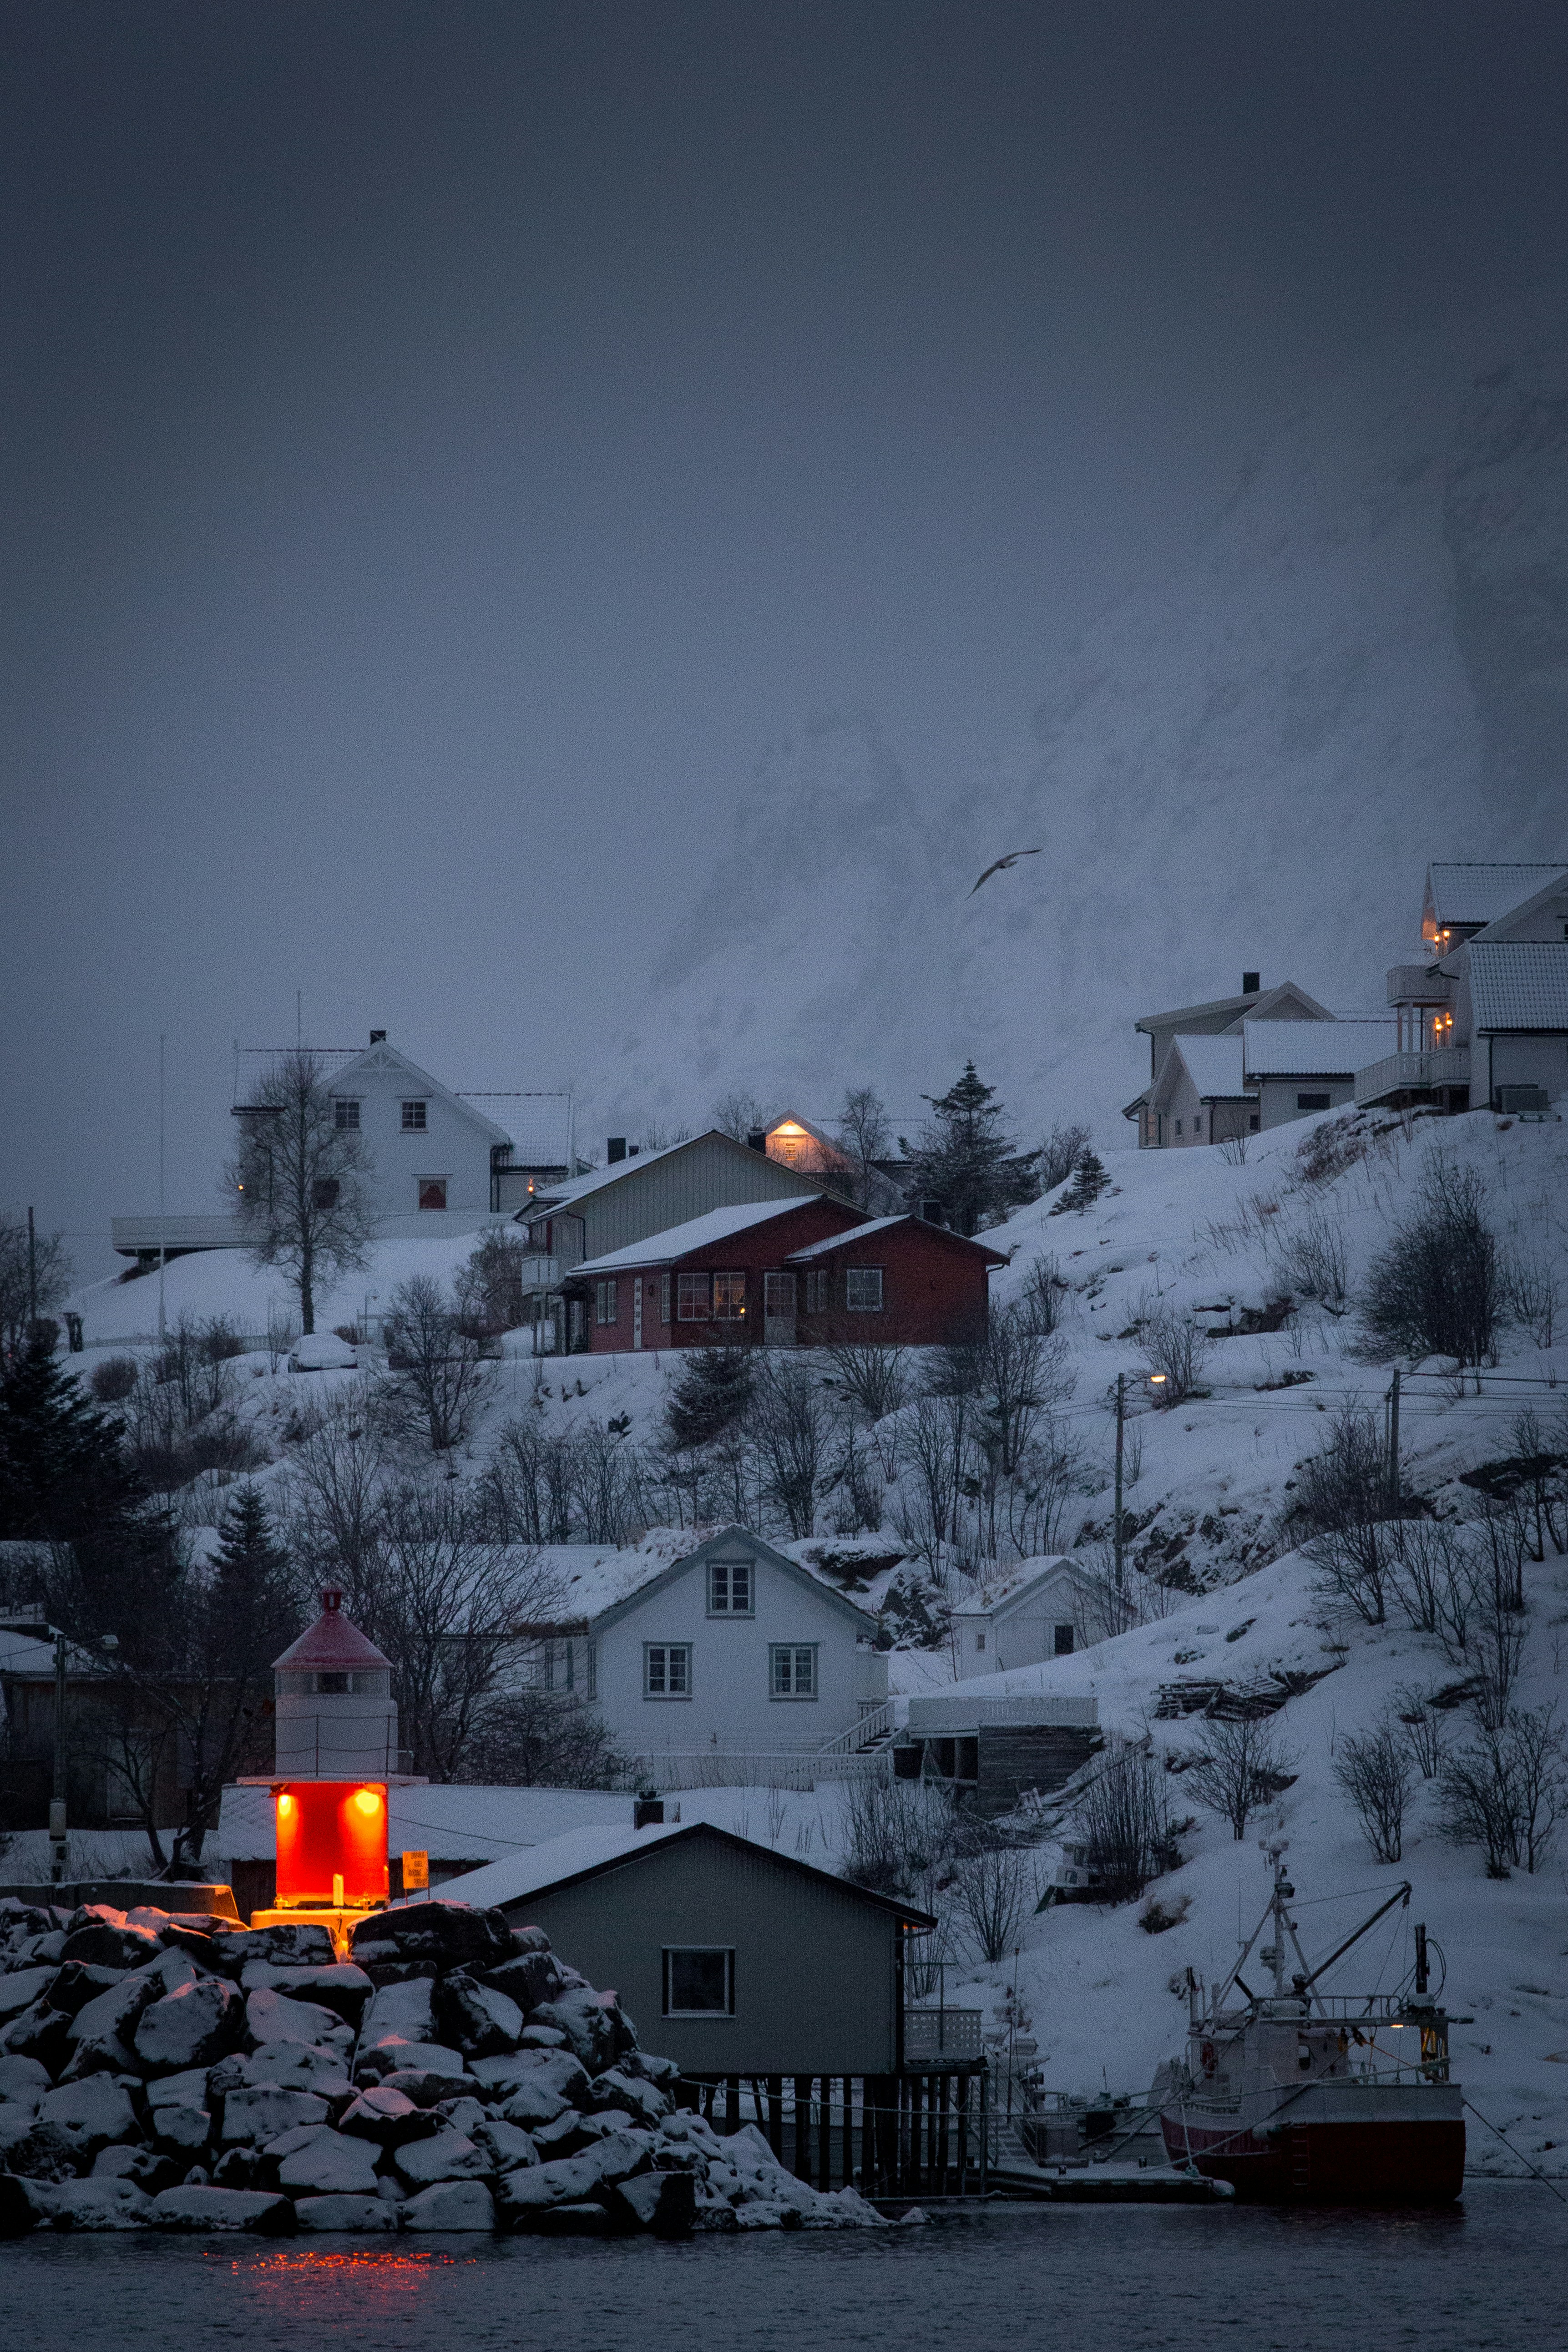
[
  {"left": 1362, "top": 1158, "right": 1499, "bottom": 1367},
  {"left": 1183, "top": 1713, "right": 1299, "bottom": 1840},
  {"left": 227, "top": 1049, "right": 376, "bottom": 1334},
  {"left": 1439, "top": 1705, "right": 1568, "bottom": 1877},
  {"left": 1295, "top": 1403, "right": 1398, "bottom": 1626},
  {"left": 951, "top": 1842, "right": 1036, "bottom": 1963},
  {"left": 0, "top": 1213, "right": 72, "bottom": 1361},
  {"left": 385, "top": 1273, "right": 493, "bottom": 1452},
  {"left": 749, "top": 1356, "right": 830, "bottom": 1538},
  {"left": 711, "top": 1087, "right": 771, "bottom": 1144},
  {"left": 833, "top": 1087, "right": 893, "bottom": 1209},
  {"left": 1142, "top": 1300, "right": 1210, "bottom": 1407},
  {"left": 1073, "top": 1734, "right": 1178, "bottom": 1902},
  {"left": 1037, "top": 1122, "right": 1092, "bottom": 1194},
  {"left": 1334, "top": 1721, "right": 1414, "bottom": 1863}
]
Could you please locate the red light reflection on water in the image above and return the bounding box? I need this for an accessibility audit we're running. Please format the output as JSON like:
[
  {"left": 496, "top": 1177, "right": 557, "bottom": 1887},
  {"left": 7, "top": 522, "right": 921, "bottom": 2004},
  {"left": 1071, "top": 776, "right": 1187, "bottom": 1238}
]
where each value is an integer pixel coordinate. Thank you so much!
[{"left": 207, "top": 2246, "right": 478, "bottom": 2301}]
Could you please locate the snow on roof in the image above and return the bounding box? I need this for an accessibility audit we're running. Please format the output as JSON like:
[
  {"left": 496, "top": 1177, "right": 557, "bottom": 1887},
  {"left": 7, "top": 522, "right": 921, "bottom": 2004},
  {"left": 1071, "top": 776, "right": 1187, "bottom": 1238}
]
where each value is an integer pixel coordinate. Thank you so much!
[
  {"left": 1134, "top": 981, "right": 1331, "bottom": 1033},
  {"left": 1466, "top": 940, "right": 1568, "bottom": 1030},
  {"left": 1167, "top": 1035, "right": 1249, "bottom": 1098},
  {"left": 273, "top": 1592, "right": 392, "bottom": 1673},
  {"left": 526, "top": 1135, "right": 701, "bottom": 1211},
  {"left": 786, "top": 1214, "right": 906, "bottom": 1258},
  {"left": 572, "top": 1197, "right": 820, "bottom": 1275},
  {"left": 425, "top": 1821, "right": 692, "bottom": 1911},
  {"left": 215, "top": 1781, "right": 633, "bottom": 1863},
  {"left": 457, "top": 1096, "right": 573, "bottom": 1161},
  {"left": 1242, "top": 1018, "right": 1396, "bottom": 1076},
  {"left": 959, "top": 1553, "right": 1082, "bottom": 1613},
  {"left": 1427, "top": 863, "right": 1567, "bottom": 928}
]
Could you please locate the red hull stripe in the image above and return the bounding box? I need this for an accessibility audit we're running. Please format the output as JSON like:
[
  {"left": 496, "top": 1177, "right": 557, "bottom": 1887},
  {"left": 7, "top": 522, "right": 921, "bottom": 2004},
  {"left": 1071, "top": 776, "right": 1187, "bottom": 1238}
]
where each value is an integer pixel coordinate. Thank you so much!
[{"left": 1161, "top": 2116, "right": 1465, "bottom": 2204}]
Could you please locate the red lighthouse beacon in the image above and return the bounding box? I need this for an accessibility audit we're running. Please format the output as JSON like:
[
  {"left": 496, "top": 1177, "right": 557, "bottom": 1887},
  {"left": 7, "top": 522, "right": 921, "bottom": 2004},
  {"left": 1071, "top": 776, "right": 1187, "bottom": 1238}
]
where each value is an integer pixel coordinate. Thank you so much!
[{"left": 248, "top": 1588, "right": 402, "bottom": 1944}]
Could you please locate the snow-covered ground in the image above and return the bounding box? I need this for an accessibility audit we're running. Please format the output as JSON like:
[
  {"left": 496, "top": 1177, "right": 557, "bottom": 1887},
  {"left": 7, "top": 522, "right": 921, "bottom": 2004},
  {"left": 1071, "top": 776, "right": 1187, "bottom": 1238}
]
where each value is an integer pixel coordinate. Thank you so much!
[{"left": 52, "top": 1102, "right": 1568, "bottom": 2171}]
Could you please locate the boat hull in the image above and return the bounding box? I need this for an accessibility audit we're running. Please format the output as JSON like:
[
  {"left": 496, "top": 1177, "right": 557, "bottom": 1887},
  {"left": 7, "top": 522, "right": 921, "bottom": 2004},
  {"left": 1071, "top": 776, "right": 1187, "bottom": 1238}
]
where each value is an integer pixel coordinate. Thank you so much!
[{"left": 1160, "top": 2109, "right": 1465, "bottom": 2205}]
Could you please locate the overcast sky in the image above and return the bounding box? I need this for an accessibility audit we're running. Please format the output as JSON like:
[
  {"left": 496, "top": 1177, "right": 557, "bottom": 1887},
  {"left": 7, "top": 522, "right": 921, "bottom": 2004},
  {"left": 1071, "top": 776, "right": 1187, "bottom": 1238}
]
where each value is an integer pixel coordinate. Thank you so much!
[{"left": 4, "top": 1, "right": 1567, "bottom": 1273}]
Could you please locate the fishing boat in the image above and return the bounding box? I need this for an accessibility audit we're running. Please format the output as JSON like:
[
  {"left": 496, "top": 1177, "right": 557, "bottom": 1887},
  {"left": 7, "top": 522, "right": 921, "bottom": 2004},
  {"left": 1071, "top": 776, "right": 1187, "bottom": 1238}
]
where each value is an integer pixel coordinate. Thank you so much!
[{"left": 1159, "top": 1840, "right": 1465, "bottom": 2203}]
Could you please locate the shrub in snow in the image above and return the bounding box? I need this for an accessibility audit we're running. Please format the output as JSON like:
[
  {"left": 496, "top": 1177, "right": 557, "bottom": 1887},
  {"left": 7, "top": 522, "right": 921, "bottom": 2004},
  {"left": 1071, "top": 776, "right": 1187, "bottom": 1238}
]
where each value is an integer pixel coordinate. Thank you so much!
[
  {"left": 1141, "top": 1300, "right": 1209, "bottom": 1407},
  {"left": 1138, "top": 1893, "right": 1192, "bottom": 1935},
  {"left": 1181, "top": 1714, "right": 1300, "bottom": 1843},
  {"left": 1438, "top": 1705, "right": 1568, "bottom": 1877},
  {"left": 1361, "top": 1159, "right": 1500, "bottom": 1367},
  {"left": 1333, "top": 1723, "right": 1416, "bottom": 1863},
  {"left": 950, "top": 1844, "right": 1036, "bottom": 1964},
  {"left": 1072, "top": 1734, "right": 1181, "bottom": 1899}
]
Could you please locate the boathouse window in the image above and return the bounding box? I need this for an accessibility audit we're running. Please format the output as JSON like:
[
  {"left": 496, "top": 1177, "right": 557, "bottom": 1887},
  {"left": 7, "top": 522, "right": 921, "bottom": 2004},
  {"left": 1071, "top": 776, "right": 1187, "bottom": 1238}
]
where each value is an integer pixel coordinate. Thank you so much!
[{"left": 663, "top": 1947, "right": 733, "bottom": 2017}]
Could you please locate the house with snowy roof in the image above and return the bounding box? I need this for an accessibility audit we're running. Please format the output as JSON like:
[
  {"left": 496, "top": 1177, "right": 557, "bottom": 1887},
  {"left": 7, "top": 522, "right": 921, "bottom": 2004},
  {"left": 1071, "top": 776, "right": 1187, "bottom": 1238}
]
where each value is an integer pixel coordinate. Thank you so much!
[
  {"left": 1362, "top": 861, "right": 1568, "bottom": 1113},
  {"left": 511, "top": 1526, "right": 890, "bottom": 1776},
  {"left": 949, "top": 1554, "right": 1101, "bottom": 1679},
  {"left": 1124, "top": 975, "right": 1335, "bottom": 1147},
  {"left": 1146, "top": 1017, "right": 1396, "bottom": 1148},
  {"left": 560, "top": 1195, "right": 1006, "bottom": 1353}
]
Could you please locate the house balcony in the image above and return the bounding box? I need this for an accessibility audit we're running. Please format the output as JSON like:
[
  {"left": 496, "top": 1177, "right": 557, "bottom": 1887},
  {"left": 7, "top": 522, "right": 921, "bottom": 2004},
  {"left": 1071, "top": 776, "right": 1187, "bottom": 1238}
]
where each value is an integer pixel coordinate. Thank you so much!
[
  {"left": 516, "top": 1255, "right": 561, "bottom": 1291},
  {"left": 1386, "top": 963, "right": 1452, "bottom": 1007},
  {"left": 1354, "top": 1047, "right": 1470, "bottom": 1108},
  {"left": 111, "top": 1214, "right": 247, "bottom": 1259}
]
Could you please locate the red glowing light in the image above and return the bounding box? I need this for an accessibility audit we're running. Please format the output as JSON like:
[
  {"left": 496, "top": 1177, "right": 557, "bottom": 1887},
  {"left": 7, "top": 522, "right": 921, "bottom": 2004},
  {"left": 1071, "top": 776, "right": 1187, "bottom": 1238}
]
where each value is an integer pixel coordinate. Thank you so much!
[{"left": 274, "top": 1780, "right": 388, "bottom": 1909}]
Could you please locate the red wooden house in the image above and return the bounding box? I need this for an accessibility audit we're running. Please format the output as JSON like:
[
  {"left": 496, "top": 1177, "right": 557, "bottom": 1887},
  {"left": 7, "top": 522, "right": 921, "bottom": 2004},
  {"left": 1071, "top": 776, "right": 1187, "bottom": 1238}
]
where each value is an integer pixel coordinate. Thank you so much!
[{"left": 561, "top": 1198, "right": 1005, "bottom": 1353}]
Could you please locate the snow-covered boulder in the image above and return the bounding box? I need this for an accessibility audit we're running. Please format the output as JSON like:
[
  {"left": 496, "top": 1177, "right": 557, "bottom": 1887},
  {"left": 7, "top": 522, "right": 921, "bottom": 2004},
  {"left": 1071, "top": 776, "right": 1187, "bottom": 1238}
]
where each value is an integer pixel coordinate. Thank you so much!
[
  {"left": 36, "top": 2073, "right": 139, "bottom": 2160},
  {"left": 527, "top": 1989, "right": 628, "bottom": 2073},
  {"left": 1, "top": 2000, "right": 72, "bottom": 2074},
  {"left": 31, "top": 2178, "right": 153, "bottom": 2231},
  {"left": 481, "top": 1948, "right": 561, "bottom": 2012},
  {"left": 294, "top": 2193, "right": 398, "bottom": 2232},
  {"left": 276, "top": 2129, "right": 381, "bottom": 2197},
  {"left": 337, "top": 2085, "right": 439, "bottom": 2147},
  {"left": 399, "top": 2180, "right": 495, "bottom": 2232},
  {"left": 239, "top": 1962, "right": 372, "bottom": 2026},
  {"left": 149, "top": 2103, "right": 212, "bottom": 2156},
  {"left": 60, "top": 1916, "right": 162, "bottom": 1970},
  {"left": 0, "top": 2054, "right": 50, "bottom": 2110},
  {"left": 349, "top": 1900, "right": 512, "bottom": 1974},
  {"left": 220, "top": 2084, "right": 330, "bottom": 2145},
  {"left": 393, "top": 2130, "right": 489, "bottom": 2190},
  {"left": 431, "top": 1970, "right": 524, "bottom": 2058},
  {"left": 214, "top": 2039, "right": 353, "bottom": 2098},
  {"left": 472, "top": 2117, "right": 536, "bottom": 2171},
  {"left": 246, "top": 1985, "right": 352, "bottom": 2050},
  {"left": 587, "top": 2068, "right": 671, "bottom": 2127},
  {"left": 0, "top": 1968, "right": 57, "bottom": 2021},
  {"left": 135, "top": 1975, "right": 243, "bottom": 2073},
  {"left": 473, "top": 2045, "right": 587, "bottom": 2119},
  {"left": 608, "top": 2170, "right": 698, "bottom": 2236},
  {"left": 150, "top": 2185, "right": 297, "bottom": 2233}
]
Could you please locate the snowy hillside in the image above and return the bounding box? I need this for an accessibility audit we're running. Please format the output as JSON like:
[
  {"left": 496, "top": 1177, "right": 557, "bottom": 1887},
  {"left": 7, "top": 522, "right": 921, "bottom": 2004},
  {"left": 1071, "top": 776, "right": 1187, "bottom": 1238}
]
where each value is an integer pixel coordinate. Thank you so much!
[{"left": 601, "top": 290, "right": 1568, "bottom": 1143}]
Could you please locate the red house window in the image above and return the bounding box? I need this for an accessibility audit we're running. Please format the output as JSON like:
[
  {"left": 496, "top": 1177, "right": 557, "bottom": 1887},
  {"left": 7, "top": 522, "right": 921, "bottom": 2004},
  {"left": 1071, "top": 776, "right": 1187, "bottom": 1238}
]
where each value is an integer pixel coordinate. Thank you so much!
[
  {"left": 678, "top": 1273, "right": 711, "bottom": 1321},
  {"left": 713, "top": 1271, "right": 746, "bottom": 1322}
]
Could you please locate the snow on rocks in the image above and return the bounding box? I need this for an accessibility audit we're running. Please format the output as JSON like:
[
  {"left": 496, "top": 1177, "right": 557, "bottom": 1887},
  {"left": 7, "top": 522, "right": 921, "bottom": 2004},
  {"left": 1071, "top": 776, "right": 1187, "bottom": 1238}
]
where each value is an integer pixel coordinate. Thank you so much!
[{"left": 0, "top": 1893, "right": 893, "bottom": 2236}]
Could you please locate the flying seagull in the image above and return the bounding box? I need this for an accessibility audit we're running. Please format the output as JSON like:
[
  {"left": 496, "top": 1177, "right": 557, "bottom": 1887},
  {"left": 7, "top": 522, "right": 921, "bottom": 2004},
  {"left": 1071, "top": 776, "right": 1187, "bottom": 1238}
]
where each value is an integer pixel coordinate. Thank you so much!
[{"left": 968, "top": 847, "right": 1043, "bottom": 896}]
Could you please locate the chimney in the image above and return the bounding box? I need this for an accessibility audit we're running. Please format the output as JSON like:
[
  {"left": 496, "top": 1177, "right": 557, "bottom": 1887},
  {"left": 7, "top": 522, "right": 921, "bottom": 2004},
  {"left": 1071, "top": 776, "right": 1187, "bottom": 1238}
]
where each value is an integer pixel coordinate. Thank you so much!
[
  {"left": 748, "top": 1129, "right": 769, "bottom": 1154},
  {"left": 1242, "top": 973, "right": 1260, "bottom": 996},
  {"left": 370, "top": 1029, "right": 386, "bottom": 1043},
  {"left": 607, "top": 1137, "right": 627, "bottom": 1163}
]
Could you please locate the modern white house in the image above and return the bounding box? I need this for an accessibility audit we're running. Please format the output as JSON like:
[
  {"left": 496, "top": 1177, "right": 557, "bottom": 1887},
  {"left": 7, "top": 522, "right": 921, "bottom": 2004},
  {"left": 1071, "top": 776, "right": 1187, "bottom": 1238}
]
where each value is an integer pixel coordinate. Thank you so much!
[
  {"left": 1145, "top": 1018, "right": 1396, "bottom": 1148},
  {"left": 520, "top": 1527, "right": 890, "bottom": 1782},
  {"left": 1124, "top": 976, "right": 1336, "bottom": 1148},
  {"left": 949, "top": 1555, "right": 1100, "bottom": 1679}
]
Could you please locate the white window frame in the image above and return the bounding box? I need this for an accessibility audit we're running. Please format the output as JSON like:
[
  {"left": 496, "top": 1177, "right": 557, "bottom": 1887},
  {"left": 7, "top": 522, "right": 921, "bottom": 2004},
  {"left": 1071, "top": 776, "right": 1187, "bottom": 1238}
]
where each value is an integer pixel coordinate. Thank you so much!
[
  {"left": 845, "top": 1267, "right": 884, "bottom": 1313},
  {"left": 662, "top": 1947, "right": 734, "bottom": 2017},
  {"left": 416, "top": 1176, "right": 448, "bottom": 1210},
  {"left": 712, "top": 1270, "right": 746, "bottom": 1323},
  {"left": 400, "top": 1099, "right": 429, "bottom": 1132},
  {"left": 595, "top": 1278, "right": 619, "bottom": 1326},
  {"left": 677, "top": 1271, "right": 711, "bottom": 1322},
  {"left": 644, "top": 1643, "right": 692, "bottom": 1699},
  {"left": 769, "top": 1643, "right": 818, "bottom": 1699},
  {"left": 332, "top": 1098, "right": 361, "bottom": 1131},
  {"left": 707, "top": 1557, "right": 754, "bottom": 1616},
  {"left": 764, "top": 1270, "right": 796, "bottom": 1317}
]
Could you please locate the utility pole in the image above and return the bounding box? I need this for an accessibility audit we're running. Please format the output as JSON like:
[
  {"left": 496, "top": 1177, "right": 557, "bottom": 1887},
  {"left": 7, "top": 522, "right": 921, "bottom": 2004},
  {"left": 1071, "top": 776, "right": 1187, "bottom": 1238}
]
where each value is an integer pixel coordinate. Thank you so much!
[
  {"left": 26, "top": 1205, "right": 37, "bottom": 1340},
  {"left": 50, "top": 1629, "right": 68, "bottom": 1884},
  {"left": 157, "top": 1032, "right": 167, "bottom": 1344},
  {"left": 1388, "top": 1367, "right": 1401, "bottom": 1514},
  {"left": 1113, "top": 1372, "right": 1126, "bottom": 1588}
]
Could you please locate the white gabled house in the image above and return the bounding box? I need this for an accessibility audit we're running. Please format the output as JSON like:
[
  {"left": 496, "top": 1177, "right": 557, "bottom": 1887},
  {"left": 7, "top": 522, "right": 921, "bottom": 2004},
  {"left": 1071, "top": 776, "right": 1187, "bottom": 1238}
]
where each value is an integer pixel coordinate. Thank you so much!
[
  {"left": 522, "top": 1527, "right": 890, "bottom": 1774},
  {"left": 950, "top": 1554, "right": 1100, "bottom": 1678}
]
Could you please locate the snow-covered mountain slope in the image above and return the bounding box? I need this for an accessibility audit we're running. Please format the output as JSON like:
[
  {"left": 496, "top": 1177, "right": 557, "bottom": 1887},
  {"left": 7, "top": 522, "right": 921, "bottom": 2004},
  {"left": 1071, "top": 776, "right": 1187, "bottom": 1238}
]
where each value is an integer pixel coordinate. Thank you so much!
[{"left": 602, "top": 290, "right": 1568, "bottom": 1143}]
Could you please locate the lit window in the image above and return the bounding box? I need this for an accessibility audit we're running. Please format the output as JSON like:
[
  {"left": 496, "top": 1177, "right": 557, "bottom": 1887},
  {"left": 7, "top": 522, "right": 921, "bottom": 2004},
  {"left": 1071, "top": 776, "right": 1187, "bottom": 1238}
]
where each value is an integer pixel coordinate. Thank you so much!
[
  {"left": 663, "top": 1947, "right": 733, "bottom": 2016},
  {"left": 712, "top": 1270, "right": 746, "bottom": 1321},
  {"left": 644, "top": 1644, "right": 691, "bottom": 1697},
  {"left": 845, "top": 1268, "right": 883, "bottom": 1313},
  {"left": 401, "top": 1101, "right": 428, "bottom": 1132},
  {"left": 770, "top": 1644, "right": 817, "bottom": 1698},
  {"left": 418, "top": 1178, "right": 447, "bottom": 1211},
  {"left": 677, "top": 1273, "right": 711, "bottom": 1321},
  {"left": 595, "top": 1278, "right": 619, "bottom": 1325},
  {"left": 333, "top": 1098, "right": 360, "bottom": 1131},
  {"left": 708, "top": 1558, "right": 753, "bottom": 1615}
]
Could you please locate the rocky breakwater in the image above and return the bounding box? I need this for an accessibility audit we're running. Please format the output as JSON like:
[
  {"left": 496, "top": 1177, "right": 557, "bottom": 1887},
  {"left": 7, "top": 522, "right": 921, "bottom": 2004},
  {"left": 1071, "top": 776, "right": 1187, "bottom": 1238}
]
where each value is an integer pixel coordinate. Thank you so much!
[{"left": 0, "top": 1896, "right": 887, "bottom": 2237}]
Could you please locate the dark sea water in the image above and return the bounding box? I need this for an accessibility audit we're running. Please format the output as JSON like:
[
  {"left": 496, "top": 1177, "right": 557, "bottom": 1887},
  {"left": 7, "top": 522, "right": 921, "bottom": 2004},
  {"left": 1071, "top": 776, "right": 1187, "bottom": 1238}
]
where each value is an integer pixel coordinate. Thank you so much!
[{"left": 3, "top": 2187, "right": 1562, "bottom": 2352}]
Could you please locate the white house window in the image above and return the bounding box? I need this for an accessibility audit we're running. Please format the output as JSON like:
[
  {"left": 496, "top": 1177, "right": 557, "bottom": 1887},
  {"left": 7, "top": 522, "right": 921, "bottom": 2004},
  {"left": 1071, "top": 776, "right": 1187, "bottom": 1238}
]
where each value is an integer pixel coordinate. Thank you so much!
[
  {"left": 644, "top": 1643, "right": 691, "bottom": 1697},
  {"left": 770, "top": 1644, "right": 817, "bottom": 1698},
  {"left": 804, "top": 1268, "right": 830, "bottom": 1313},
  {"left": 401, "top": 1100, "right": 428, "bottom": 1132},
  {"left": 595, "top": 1278, "right": 619, "bottom": 1325},
  {"left": 1297, "top": 1092, "right": 1331, "bottom": 1112},
  {"left": 845, "top": 1268, "right": 883, "bottom": 1313},
  {"left": 663, "top": 1947, "right": 733, "bottom": 2016},
  {"left": 1054, "top": 1625, "right": 1074, "bottom": 1656},
  {"left": 418, "top": 1177, "right": 447, "bottom": 1211},
  {"left": 975, "top": 1630, "right": 986, "bottom": 1652},
  {"left": 678, "top": 1272, "right": 711, "bottom": 1321},
  {"left": 333, "top": 1098, "right": 361, "bottom": 1131},
  {"left": 708, "top": 1558, "right": 753, "bottom": 1615},
  {"left": 712, "top": 1270, "right": 746, "bottom": 1322}
]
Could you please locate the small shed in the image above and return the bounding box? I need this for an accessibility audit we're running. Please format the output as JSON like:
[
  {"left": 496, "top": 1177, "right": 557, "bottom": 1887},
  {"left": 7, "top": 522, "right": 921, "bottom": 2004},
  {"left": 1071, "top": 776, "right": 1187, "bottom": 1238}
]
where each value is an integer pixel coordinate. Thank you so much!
[
  {"left": 438, "top": 1818, "right": 934, "bottom": 2079},
  {"left": 896, "top": 1692, "right": 1099, "bottom": 1818}
]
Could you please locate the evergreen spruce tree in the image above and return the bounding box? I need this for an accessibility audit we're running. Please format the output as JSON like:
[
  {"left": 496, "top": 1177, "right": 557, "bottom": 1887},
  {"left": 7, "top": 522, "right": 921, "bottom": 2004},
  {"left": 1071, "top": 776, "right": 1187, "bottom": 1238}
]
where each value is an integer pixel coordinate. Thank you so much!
[
  {"left": 665, "top": 1348, "right": 758, "bottom": 1451},
  {"left": 900, "top": 1063, "right": 1041, "bottom": 1236},
  {"left": 0, "top": 1339, "right": 147, "bottom": 1543},
  {"left": 1049, "top": 1146, "right": 1112, "bottom": 1215}
]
